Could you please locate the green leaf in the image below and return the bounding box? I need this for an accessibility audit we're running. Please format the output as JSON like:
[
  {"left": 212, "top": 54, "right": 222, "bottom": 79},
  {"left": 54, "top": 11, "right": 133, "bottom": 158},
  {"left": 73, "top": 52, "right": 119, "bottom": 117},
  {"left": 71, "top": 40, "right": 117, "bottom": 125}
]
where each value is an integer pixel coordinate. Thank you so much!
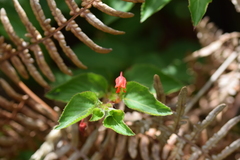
[
  {"left": 123, "top": 81, "right": 172, "bottom": 116},
  {"left": 89, "top": 108, "right": 105, "bottom": 121},
  {"left": 46, "top": 73, "right": 108, "bottom": 102},
  {"left": 55, "top": 91, "right": 100, "bottom": 130},
  {"left": 141, "top": 0, "right": 172, "bottom": 23},
  {"left": 125, "top": 64, "right": 183, "bottom": 94},
  {"left": 103, "top": 109, "right": 135, "bottom": 136},
  {"left": 188, "top": 0, "right": 212, "bottom": 26}
]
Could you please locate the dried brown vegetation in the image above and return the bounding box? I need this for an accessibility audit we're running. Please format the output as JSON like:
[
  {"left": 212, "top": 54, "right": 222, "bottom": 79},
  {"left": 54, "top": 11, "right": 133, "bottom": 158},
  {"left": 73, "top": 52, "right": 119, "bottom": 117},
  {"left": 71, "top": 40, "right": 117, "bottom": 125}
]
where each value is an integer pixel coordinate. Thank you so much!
[{"left": 0, "top": 0, "right": 240, "bottom": 160}]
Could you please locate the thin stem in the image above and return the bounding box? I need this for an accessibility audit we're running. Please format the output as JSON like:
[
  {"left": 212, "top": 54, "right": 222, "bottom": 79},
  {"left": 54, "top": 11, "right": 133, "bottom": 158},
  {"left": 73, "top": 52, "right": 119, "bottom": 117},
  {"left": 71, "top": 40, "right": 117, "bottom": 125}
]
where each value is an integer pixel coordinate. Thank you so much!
[{"left": 18, "top": 81, "right": 58, "bottom": 121}]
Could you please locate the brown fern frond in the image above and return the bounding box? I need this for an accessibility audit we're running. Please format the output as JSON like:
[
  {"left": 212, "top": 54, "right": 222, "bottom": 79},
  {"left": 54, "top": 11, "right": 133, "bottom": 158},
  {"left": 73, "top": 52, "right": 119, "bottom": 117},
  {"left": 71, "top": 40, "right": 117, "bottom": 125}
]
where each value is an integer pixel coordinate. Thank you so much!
[
  {"left": 92, "top": 1, "right": 134, "bottom": 18},
  {"left": 30, "top": 129, "right": 64, "bottom": 160},
  {"left": 0, "top": 37, "right": 28, "bottom": 79},
  {"left": 0, "top": 95, "right": 46, "bottom": 121},
  {"left": 30, "top": 0, "right": 87, "bottom": 71},
  {"left": 153, "top": 74, "right": 166, "bottom": 103},
  {"left": 151, "top": 142, "right": 160, "bottom": 160},
  {"left": 113, "top": 134, "right": 128, "bottom": 159},
  {"left": 195, "top": 17, "right": 223, "bottom": 47},
  {"left": 0, "top": 78, "right": 57, "bottom": 121},
  {"left": 122, "top": 0, "right": 145, "bottom": 3},
  {"left": 47, "top": 0, "right": 112, "bottom": 54},
  {"left": 81, "top": 9, "right": 125, "bottom": 35},
  {"left": 231, "top": 0, "right": 240, "bottom": 12},
  {"left": 154, "top": 87, "right": 187, "bottom": 149},
  {"left": 0, "top": 0, "right": 139, "bottom": 87},
  {"left": 171, "top": 87, "right": 188, "bottom": 133},
  {"left": 66, "top": 0, "right": 125, "bottom": 35},
  {"left": 140, "top": 134, "right": 151, "bottom": 160},
  {"left": 0, "top": 8, "right": 49, "bottom": 87},
  {"left": 128, "top": 136, "right": 138, "bottom": 159},
  {"left": 70, "top": 129, "right": 98, "bottom": 160},
  {"left": 189, "top": 115, "right": 240, "bottom": 159},
  {"left": 13, "top": 0, "right": 55, "bottom": 82},
  {"left": 0, "top": 60, "right": 20, "bottom": 84},
  {"left": 211, "top": 139, "right": 240, "bottom": 160},
  {"left": 203, "top": 115, "right": 240, "bottom": 151},
  {"left": 188, "top": 104, "right": 226, "bottom": 141},
  {"left": 0, "top": 78, "right": 56, "bottom": 159}
]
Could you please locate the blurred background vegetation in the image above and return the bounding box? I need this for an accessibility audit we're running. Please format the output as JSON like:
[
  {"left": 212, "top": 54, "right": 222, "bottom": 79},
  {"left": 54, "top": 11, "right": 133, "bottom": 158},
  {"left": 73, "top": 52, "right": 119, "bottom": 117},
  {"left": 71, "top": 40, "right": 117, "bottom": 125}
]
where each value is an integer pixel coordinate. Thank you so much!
[
  {"left": 1, "top": 0, "right": 238, "bottom": 87},
  {"left": 0, "top": 0, "right": 240, "bottom": 159}
]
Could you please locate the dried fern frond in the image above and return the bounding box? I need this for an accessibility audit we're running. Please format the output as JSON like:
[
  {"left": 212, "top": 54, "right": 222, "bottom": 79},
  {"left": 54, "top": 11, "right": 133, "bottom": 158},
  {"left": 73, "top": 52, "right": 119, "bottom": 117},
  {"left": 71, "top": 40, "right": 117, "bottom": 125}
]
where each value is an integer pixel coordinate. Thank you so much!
[
  {"left": 153, "top": 74, "right": 166, "bottom": 103},
  {"left": 189, "top": 115, "right": 240, "bottom": 159},
  {"left": 0, "top": 78, "right": 57, "bottom": 159},
  {"left": 30, "top": 0, "right": 87, "bottom": 71},
  {"left": 195, "top": 17, "right": 223, "bottom": 47},
  {"left": 0, "top": 8, "right": 49, "bottom": 87},
  {"left": 92, "top": 0, "right": 134, "bottom": 18},
  {"left": 154, "top": 87, "right": 187, "bottom": 150},
  {"left": 185, "top": 19, "right": 240, "bottom": 115},
  {"left": 172, "top": 87, "right": 188, "bottom": 133},
  {"left": 122, "top": 0, "right": 145, "bottom": 3},
  {"left": 188, "top": 104, "right": 226, "bottom": 141},
  {"left": 27, "top": 90, "right": 240, "bottom": 160},
  {"left": 211, "top": 139, "right": 240, "bottom": 160},
  {"left": 0, "top": 78, "right": 57, "bottom": 121},
  {"left": 128, "top": 135, "right": 138, "bottom": 159},
  {"left": 13, "top": 0, "right": 55, "bottom": 82},
  {"left": 203, "top": 115, "right": 240, "bottom": 151},
  {"left": 0, "top": 0, "right": 139, "bottom": 87}
]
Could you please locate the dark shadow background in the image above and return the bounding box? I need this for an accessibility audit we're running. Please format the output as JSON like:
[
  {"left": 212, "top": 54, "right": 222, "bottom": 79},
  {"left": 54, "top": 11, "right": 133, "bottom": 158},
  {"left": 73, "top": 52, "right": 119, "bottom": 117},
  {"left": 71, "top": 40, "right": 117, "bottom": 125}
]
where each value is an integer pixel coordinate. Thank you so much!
[{"left": 206, "top": 0, "right": 240, "bottom": 33}]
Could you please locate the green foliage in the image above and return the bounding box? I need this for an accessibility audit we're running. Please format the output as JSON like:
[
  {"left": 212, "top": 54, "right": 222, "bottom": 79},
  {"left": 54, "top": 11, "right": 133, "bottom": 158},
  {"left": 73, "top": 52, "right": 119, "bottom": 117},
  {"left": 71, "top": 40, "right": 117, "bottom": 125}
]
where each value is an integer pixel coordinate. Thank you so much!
[
  {"left": 140, "top": 0, "right": 211, "bottom": 25},
  {"left": 46, "top": 73, "right": 108, "bottom": 102},
  {"left": 188, "top": 0, "right": 212, "bottom": 26},
  {"left": 125, "top": 64, "right": 183, "bottom": 94},
  {"left": 89, "top": 108, "right": 105, "bottom": 121},
  {"left": 141, "top": 0, "right": 172, "bottom": 23},
  {"left": 55, "top": 91, "right": 100, "bottom": 130},
  {"left": 18, "top": 150, "right": 35, "bottom": 160},
  {"left": 51, "top": 72, "right": 173, "bottom": 135},
  {"left": 123, "top": 81, "right": 172, "bottom": 116},
  {"left": 103, "top": 109, "right": 135, "bottom": 136}
]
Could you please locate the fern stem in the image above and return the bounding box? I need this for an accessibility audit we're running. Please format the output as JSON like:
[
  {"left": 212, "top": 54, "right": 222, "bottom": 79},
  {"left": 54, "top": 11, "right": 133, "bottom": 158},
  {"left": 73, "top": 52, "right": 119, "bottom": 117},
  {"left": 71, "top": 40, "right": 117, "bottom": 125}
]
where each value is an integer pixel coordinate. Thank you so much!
[
  {"left": 0, "top": 0, "right": 92, "bottom": 63},
  {"left": 18, "top": 81, "right": 58, "bottom": 121}
]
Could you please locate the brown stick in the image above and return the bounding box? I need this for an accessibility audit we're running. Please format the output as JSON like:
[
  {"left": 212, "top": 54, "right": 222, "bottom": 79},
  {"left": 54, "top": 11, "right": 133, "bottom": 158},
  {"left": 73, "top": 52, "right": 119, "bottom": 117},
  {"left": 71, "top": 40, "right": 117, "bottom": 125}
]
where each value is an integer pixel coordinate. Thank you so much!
[{"left": 18, "top": 81, "right": 58, "bottom": 121}]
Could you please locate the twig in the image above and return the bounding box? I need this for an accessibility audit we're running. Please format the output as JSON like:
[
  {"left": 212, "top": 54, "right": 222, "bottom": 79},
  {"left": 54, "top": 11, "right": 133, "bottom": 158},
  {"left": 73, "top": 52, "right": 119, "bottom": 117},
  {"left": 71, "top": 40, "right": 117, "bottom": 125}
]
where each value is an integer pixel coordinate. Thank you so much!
[{"left": 18, "top": 81, "right": 58, "bottom": 121}]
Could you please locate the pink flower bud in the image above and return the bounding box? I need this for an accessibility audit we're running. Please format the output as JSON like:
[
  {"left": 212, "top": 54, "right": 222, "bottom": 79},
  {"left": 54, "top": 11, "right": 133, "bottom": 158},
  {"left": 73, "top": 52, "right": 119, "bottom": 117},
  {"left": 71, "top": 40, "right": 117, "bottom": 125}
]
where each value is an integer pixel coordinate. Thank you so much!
[{"left": 115, "top": 72, "right": 127, "bottom": 93}]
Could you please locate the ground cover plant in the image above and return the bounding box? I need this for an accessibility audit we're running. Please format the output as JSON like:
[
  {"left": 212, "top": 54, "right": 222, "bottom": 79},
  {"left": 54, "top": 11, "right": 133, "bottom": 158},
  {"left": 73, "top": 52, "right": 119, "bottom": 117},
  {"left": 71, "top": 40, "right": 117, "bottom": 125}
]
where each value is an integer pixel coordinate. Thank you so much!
[{"left": 0, "top": 0, "right": 240, "bottom": 159}]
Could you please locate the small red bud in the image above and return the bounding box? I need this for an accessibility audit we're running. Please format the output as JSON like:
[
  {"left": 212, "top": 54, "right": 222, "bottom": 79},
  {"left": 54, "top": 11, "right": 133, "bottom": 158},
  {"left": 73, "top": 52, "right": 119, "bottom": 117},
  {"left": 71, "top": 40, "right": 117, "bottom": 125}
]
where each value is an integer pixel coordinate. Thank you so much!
[
  {"left": 115, "top": 72, "right": 127, "bottom": 93},
  {"left": 79, "top": 119, "right": 87, "bottom": 133}
]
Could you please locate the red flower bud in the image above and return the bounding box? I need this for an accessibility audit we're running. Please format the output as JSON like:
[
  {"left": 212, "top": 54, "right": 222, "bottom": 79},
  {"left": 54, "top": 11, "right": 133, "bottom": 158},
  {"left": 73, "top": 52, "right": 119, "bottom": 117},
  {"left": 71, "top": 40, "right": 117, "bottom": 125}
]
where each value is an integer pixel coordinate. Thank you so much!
[
  {"left": 79, "top": 119, "right": 87, "bottom": 133},
  {"left": 115, "top": 72, "right": 127, "bottom": 93}
]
